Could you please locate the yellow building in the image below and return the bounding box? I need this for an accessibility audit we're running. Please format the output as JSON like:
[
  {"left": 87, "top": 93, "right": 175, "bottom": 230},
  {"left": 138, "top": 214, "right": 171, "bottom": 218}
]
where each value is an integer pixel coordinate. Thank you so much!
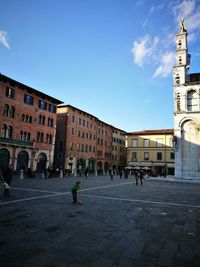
[
  {"left": 126, "top": 129, "right": 175, "bottom": 176},
  {"left": 112, "top": 127, "right": 127, "bottom": 172}
]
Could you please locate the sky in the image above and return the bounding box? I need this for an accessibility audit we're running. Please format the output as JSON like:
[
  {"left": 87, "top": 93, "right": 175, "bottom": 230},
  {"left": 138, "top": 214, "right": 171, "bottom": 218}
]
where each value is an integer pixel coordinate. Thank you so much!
[{"left": 0, "top": 0, "right": 200, "bottom": 132}]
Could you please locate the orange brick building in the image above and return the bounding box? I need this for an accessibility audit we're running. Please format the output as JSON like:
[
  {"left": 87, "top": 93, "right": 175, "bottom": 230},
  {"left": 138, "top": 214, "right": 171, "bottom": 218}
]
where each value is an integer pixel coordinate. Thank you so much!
[
  {"left": 0, "top": 74, "right": 62, "bottom": 173},
  {"left": 54, "top": 105, "right": 113, "bottom": 175}
]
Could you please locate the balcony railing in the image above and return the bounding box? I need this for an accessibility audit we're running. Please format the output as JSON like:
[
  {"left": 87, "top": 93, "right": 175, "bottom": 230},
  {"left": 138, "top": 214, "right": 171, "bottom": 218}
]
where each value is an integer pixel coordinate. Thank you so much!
[{"left": 0, "top": 137, "right": 34, "bottom": 148}]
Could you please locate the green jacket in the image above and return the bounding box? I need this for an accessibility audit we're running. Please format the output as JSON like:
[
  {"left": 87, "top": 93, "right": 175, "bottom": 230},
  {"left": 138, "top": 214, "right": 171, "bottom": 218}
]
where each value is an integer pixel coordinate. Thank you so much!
[{"left": 71, "top": 182, "right": 80, "bottom": 191}]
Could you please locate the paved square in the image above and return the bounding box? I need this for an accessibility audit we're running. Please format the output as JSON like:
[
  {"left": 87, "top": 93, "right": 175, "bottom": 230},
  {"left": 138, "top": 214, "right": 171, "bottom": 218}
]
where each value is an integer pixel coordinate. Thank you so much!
[{"left": 0, "top": 175, "right": 200, "bottom": 267}]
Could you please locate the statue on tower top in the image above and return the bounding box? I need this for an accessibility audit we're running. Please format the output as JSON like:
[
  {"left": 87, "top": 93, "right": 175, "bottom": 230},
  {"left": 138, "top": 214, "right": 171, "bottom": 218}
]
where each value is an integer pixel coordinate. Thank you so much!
[{"left": 179, "top": 18, "right": 186, "bottom": 33}]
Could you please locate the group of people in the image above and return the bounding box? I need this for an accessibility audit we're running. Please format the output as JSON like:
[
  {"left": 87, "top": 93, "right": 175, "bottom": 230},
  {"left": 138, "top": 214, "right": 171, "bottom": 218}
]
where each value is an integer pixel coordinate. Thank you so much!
[{"left": 0, "top": 165, "right": 13, "bottom": 197}]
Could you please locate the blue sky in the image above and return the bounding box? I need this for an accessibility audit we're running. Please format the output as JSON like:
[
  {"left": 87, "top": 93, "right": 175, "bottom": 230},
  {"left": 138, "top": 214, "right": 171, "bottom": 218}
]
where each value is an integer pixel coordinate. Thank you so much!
[{"left": 0, "top": 0, "right": 200, "bottom": 132}]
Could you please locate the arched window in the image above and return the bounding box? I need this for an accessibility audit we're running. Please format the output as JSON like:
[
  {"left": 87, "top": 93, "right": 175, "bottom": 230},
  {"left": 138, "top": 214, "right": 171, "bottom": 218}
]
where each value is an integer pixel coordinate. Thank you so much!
[
  {"left": 187, "top": 90, "right": 198, "bottom": 111},
  {"left": 178, "top": 56, "right": 182, "bottom": 65},
  {"left": 7, "top": 126, "right": 12, "bottom": 138},
  {"left": 1, "top": 125, "right": 6, "bottom": 137},
  {"left": 177, "top": 40, "right": 182, "bottom": 49},
  {"left": 8, "top": 106, "right": 15, "bottom": 118},
  {"left": 175, "top": 74, "right": 180, "bottom": 85},
  {"left": 3, "top": 104, "right": 9, "bottom": 117}
]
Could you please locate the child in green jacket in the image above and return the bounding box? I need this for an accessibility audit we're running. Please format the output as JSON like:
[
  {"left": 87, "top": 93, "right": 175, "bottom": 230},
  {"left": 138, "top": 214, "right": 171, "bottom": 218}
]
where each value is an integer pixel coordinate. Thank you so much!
[{"left": 71, "top": 181, "right": 81, "bottom": 204}]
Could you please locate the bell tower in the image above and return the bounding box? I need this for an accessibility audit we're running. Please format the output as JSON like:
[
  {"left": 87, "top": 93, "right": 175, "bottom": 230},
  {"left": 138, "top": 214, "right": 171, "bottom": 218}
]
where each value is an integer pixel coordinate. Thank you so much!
[
  {"left": 173, "top": 18, "right": 190, "bottom": 87},
  {"left": 173, "top": 19, "right": 200, "bottom": 180}
]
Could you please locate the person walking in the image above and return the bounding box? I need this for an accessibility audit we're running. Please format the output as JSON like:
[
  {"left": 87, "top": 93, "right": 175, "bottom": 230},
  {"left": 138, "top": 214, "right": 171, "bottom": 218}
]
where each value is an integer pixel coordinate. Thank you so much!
[
  {"left": 84, "top": 167, "right": 88, "bottom": 179},
  {"left": 135, "top": 170, "right": 139, "bottom": 185},
  {"left": 3, "top": 165, "right": 13, "bottom": 186},
  {"left": 110, "top": 169, "right": 114, "bottom": 181},
  {"left": 0, "top": 168, "right": 10, "bottom": 197},
  {"left": 71, "top": 181, "right": 81, "bottom": 204},
  {"left": 139, "top": 170, "right": 144, "bottom": 185}
]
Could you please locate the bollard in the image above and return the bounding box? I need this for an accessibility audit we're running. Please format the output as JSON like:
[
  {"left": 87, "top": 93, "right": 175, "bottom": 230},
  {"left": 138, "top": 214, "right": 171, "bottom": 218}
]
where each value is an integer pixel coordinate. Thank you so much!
[
  {"left": 20, "top": 169, "right": 24, "bottom": 179},
  {"left": 60, "top": 169, "right": 63, "bottom": 178}
]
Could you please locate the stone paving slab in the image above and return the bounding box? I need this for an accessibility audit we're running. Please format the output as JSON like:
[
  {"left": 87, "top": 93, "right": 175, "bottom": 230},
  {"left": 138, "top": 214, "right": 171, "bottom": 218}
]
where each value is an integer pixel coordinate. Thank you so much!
[{"left": 0, "top": 175, "right": 200, "bottom": 266}]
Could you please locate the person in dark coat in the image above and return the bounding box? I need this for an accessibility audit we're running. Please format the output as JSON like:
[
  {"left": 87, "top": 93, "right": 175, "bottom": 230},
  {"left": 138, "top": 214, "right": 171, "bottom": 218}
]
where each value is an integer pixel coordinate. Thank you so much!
[{"left": 3, "top": 165, "right": 13, "bottom": 186}]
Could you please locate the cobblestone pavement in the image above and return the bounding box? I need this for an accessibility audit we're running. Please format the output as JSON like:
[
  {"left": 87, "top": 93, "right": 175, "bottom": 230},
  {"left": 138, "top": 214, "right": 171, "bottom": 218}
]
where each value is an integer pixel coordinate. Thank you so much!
[{"left": 0, "top": 175, "right": 200, "bottom": 267}]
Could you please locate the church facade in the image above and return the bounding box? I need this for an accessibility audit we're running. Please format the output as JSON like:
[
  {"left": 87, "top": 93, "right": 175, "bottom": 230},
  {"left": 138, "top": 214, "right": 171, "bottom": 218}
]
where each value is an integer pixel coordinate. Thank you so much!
[{"left": 173, "top": 19, "right": 200, "bottom": 179}]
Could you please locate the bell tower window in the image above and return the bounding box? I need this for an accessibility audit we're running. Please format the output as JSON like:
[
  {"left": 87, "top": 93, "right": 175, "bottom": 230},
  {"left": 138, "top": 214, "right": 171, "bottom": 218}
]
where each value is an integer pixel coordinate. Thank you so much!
[
  {"left": 175, "top": 75, "right": 180, "bottom": 85},
  {"left": 187, "top": 90, "right": 198, "bottom": 111}
]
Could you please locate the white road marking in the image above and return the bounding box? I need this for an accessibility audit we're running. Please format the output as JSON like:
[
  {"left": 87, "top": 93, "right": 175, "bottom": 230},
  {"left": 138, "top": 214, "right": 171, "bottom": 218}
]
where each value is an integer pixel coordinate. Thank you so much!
[
  {"left": 1, "top": 181, "right": 200, "bottom": 209},
  {"left": 80, "top": 194, "right": 200, "bottom": 209}
]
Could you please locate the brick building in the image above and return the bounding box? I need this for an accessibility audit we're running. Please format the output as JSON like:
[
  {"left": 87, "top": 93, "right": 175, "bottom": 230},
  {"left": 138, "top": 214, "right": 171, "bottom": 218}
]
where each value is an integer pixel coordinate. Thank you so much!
[
  {"left": 0, "top": 74, "right": 62, "bottom": 174},
  {"left": 54, "top": 104, "right": 113, "bottom": 175}
]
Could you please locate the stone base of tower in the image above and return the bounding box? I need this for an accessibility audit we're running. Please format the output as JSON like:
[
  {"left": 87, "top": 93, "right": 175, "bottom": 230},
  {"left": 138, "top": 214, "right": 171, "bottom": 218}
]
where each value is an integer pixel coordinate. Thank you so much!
[{"left": 175, "top": 169, "right": 200, "bottom": 180}]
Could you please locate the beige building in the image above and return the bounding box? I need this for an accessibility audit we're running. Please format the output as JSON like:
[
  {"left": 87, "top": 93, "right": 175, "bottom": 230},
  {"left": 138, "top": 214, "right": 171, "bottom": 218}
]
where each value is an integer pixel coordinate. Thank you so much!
[
  {"left": 112, "top": 127, "right": 127, "bottom": 172},
  {"left": 126, "top": 129, "right": 175, "bottom": 176}
]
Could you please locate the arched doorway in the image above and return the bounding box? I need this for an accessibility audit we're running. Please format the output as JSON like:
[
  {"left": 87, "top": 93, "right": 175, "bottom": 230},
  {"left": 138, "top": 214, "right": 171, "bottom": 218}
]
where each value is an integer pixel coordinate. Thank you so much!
[
  {"left": 37, "top": 153, "right": 47, "bottom": 172},
  {"left": 0, "top": 148, "right": 10, "bottom": 171},
  {"left": 97, "top": 161, "right": 103, "bottom": 175},
  {"left": 77, "top": 158, "right": 86, "bottom": 175},
  {"left": 88, "top": 159, "right": 95, "bottom": 174},
  {"left": 181, "top": 120, "right": 200, "bottom": 175},
  {"left": 16, "top": 150, "right": 29, "bottom": 173}
]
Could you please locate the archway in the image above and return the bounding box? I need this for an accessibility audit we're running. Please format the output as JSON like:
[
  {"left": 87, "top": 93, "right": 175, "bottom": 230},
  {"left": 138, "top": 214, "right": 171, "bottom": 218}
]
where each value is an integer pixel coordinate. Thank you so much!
[
  {"left": 0, "top": 148, "right": 10, "bottom": 171},
  {"left": 77, "top": 158, "right": 86, "bottom": 176},
  {"left": 97, "top": 161, "right": 103, "bottom": 175},
  {"left": 88, "top": 159, "right": 95, "bottom": 174},
  {"left": 16, "top": 150, "right": 29, "bottom": 172},
  {"left": 37, "top": 153, "right": 47, "bottom": 172},
  {"left": 181, "top": 120, "right": 200, "bottom": 174}
]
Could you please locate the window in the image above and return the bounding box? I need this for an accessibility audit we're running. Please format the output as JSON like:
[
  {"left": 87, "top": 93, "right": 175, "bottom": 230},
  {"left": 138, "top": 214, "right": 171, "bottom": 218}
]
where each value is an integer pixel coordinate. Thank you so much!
[
  {"left": 144, "top": 139, "right": 149, "bottom": 147},
  {"left": 24, "top": 94, "right": 34, "bottom": 105},
  {"left": 132, "top": 152, "right": 137, "bottom": 161},
  {"left": 49, "top": 103, "right": 56, "bottom": 113},
  {"left": 37, "top": 132, "right": 44, "bottom": 142},
  {"left": 39, "top": 100, "right": 47, "bottom": 110},
  {"left": 157, "top": 152, "right": 162, "bottom": 160},
  {"left": 6, "top": 87, "right": 15, "bottom": 98},
  {"left": 144, "top": 152, "right": 149, "bottom": 160},
  {"left": 72, "top": 114, "right": 75, "bottom": 123},
  {"left": 156, "top": 138, "right": 163, "bottom": 147},
  {"left": 0, "top": 125, "right": 12, "bottom": 138},
  {"left": 187, "top": 90, "right": 198, "bottom": 111},
  {"left": 170, "top": 152, "right": 175, "bottom": 160},
  {"left": 71, "top": 128, "right": 75, "bottom": 135},
  {"left": 79, "top": 118, "right": 81, "bottom": 125},
  {"left": 3, "top": 104, "right": 9, "bottom": 117},
  {"left": 132, "top": 139, "right": 138, "bottom": 147},
  {"left": 58, "top": 153, "right": 63, "bottom": 159}
]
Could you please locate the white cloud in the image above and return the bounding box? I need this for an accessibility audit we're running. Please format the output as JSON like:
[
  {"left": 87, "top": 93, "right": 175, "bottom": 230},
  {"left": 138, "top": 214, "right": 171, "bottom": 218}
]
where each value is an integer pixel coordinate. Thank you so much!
[
  {"left": 172, "top": 0, "right": 200, "bottom": 33},
  {"left": 153, "top": 51, "right": 175, "bottom": 78},
  {"left": 131, "top": 35, "right": 158, "bottom": 67},
  {"left": 0, "top": 31, "right": 10, "bottom": 49}
]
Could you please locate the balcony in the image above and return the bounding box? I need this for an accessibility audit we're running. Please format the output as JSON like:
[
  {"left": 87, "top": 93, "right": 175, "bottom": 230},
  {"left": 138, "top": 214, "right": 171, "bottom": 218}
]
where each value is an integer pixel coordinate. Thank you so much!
[{"left": 0, "top": 137, "right": 34, "bottom": 148}]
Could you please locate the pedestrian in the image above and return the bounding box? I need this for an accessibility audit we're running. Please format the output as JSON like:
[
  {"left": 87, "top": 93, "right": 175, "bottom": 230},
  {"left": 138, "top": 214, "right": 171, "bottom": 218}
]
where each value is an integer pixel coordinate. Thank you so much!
[
  {"left": 139, "top": 170, "right": 144, "bottom": 185},
  {"left": 3, "top": 165, "right": 13, "bottom": 186},
  {"left": 71, "top": 181, "right": 81, "bottom": 204},
  {"left": 0, "top": 168, "right": 10, "bottom": 197},
  {"left": 84, "top": 167, "right": 88, "bottom": 179},
  {"left": 135, "top": 170, "right": 139, "bottom": 185},
  {"left": 110, "top": 169, "right": 114, "bottom": 181}
]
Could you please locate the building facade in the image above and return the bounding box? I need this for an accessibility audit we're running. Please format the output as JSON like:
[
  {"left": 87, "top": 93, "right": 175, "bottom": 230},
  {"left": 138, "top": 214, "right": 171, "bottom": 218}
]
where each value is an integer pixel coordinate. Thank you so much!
[
  {"left": 173, "top": 19, "right": 200, "bottom": 179},
  {"left": 126, "top": 129, "right": 175, "bottom": 176},
  {"left": 112, "top": 127, "right": 127, "bottom": 172},
  {"left": 0, "top": 74, "right": 62, "bottom": 173},
  {"left": 54, "top": 105, "right": 114, "bottom": 175}
]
